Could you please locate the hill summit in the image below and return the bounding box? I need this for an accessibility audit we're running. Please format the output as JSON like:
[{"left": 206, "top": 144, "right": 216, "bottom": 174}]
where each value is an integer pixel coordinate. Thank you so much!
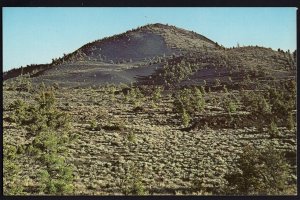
[{"left": 62, "top": 23, "right": 217, "bottom": 64}]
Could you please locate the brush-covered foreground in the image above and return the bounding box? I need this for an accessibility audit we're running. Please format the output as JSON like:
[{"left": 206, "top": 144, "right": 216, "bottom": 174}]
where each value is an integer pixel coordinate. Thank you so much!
[{"left": 3, "top": 76, "right": 296, "bottom": 195}]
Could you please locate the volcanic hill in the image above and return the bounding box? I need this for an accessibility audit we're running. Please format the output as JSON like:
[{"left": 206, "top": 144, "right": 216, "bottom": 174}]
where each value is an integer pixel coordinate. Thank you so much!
[{"left": 4, "top": 23, "right": 296, "bottom": 88}]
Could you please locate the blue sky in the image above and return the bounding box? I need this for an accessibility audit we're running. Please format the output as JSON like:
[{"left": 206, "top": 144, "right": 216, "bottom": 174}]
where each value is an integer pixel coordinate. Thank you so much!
[{"left": 3, "top": 7, "right": 297, "bottom": 71}]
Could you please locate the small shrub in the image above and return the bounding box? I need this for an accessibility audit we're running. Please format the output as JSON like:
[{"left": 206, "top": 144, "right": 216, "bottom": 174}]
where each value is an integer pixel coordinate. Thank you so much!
[
  {"left": 200, "top": 85, "right": 206, "bottom": 94},
  {"left": 286, "top": 113, "right": 295, "bottom": 130},
  {"left": 181, "top": 108, "right": 190, "bottom": 127},
  {"left": 89, "top": 119, "right": 98, "bottom": 131},
  {"left": 224, "top": 100, "right": 237, "bottom": 114},
  {"left": 173, "top": 87, "right": 205, "bottom": 117},
  {"left": 228, "top": 101, "right": 237, "bottom": 113},
  {"left": 9, "top": 99, "right": 28, "bottom": 124},
  {"left": 225, "top": 145, "right": 294, "bottom": 195},
  {"left": 268, "top": 120, "right": 279, "bottom": 138},
  {"left": 3, "top": 144, "right": 24, "bottom": 195},
  {"left": 192, "top": 87, "right": 205, "bottom": 112},
  {"left": 120, "top": 163, "right": 148, "bottom": 196},
  {"left": 241, "top": 91, "right": 272, "bottom": 130},
  {"left": 152, "top": 86, "right": 163, "bottom": 103},
  {"left": 223, "top": 85, "right": 228, "bottom": 93},
  {"left": 130, "top": 180, "right": 147, "bottom": 195},
  {"left": 127, "top": 132, "right": 136, "bottom": 143}
]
